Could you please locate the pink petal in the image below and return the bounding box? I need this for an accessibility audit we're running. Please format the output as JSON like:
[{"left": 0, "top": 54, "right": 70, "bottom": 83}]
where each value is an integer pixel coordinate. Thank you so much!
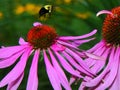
[
  {"left": 1, "top": 46, "right": 5, "bottom": 48},
  {"left": 79, "top": 82, "right": 86, "bottom": 90},
  {"left": 56, "top": 71, "right": 71, "bottom": 90},
  {"left": 51, "top": 43, "right": 66, "bottom": 51},
  {"left": 0, "top": 48, "right": 32, "bottom": 87},
  {"left": 57, "top": 40, "right": 78, "bottom": 50},
  {"left": 65, "top": 48, "right": 95, "bottom": 75},
  {"left": 110, "top": 62, "right": 120, "bottom": 90},
  {"left": 0, "top": 49, "right": 25, "bottom": 68},
  {"left": 27, "top": 49, "right": 40, "bottom": 90},
  {"left": 84, "top": 41, "right": 107, "bottom": 67},
  {"left": 59, "top": 29, "right": 97, "bottom": 40},
  {"left": 90, "top": 48, "right": 110, "bottom": 74},
  {"left": 19, "top": 37, "right": 29, "bottom": 45},
  {"left": 72, "top": 37, "right": 95, "bottom": 46},
  {"left": 96, "top": 47, "right": 119, "bottom": 90},
  {"left": 53, "top": 50, "right": 82, "bottom": 78},
  {"left": 43, "top": 50, "right": 62, "bottom": 90},
  {"left": 33, "top": 22, "right": 42, "bottom": 26},
  {"left": 96, "top": 10, "right": 114, "bottom": 17},
  {"left": 84, "top": 52, "right": 105, "bottom": 60},
  {"left": 85, "top": 47, "right": 116, "bottom": 87},
  {"left": 7, "top": 72, "right": 24, "bottom": 90},
  {"left": 0, "top": 46, "right": 27, "bottom": 59},
  {"left": 48, "top": 49, "right": 71, "bottom": 90},
  {"left": 87, "top": 40, "right": 105, "bottom": 53},
  {"left": 48, "top": 49, "right": 68, "bottom": 81},
  {"left": 69, "top": 76, "right": 76, "bottom": 85},
  {"left": 79, "top": 76, "right": 93, "bottom": 90},
  {"left": 62, "top": 51, "right": 92, "bottom": 77}
]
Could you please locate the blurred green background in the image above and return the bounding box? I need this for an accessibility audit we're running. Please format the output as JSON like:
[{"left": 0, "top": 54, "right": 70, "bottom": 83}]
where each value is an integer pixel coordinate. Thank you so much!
[{"left": 0, "top": 0, "right": 120, "bottom": 90}]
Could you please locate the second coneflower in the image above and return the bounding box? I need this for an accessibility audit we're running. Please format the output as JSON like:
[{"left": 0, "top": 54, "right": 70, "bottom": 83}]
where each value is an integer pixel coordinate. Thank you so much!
[
  {"left": 79, "top": 6, "right": 120, "bottom": 90},
  {"left": 0, "top": 22, "right": 97, "bottom": 90}
]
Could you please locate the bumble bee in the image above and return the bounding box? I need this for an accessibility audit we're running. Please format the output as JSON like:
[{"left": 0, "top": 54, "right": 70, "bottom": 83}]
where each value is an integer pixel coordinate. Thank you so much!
[{"left": 39, "top": 5, "right": 53, "bottom": 18}]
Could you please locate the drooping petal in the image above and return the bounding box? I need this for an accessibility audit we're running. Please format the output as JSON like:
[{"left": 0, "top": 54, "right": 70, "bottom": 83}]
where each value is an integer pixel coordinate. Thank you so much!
[
  {"left": 90, "top": 47, "right": 110, "bottom": 73},
  {"left": 51, "top": 43, "right": 66, "bottom": 51},
  {"left": 87, "top": 40, "right": 105, "bottom": 53},
  {"left": 43, "top": 50, "right": 62, "bottom": 90},
  {"left": 85, "top": 47, "right": 115, "bottom": 87},
  {"left": 7, "top": 72, "right": 24, "bottom": 90},
  {"left": 71, "top": 37, "right": 95, "bottom": 46},
  {"left": 59, "top": 29, "right": 97, "bottom": 40},
  {"left": 79, "top": 82, "right": 86, "bottom": 90},
  {"left": 49, "top": 49, "right": 67, "bottom": 79},
  {"left": 53, "top": 50, "right": 82, "bottom": 78},
  {"left": 48, "top": 49, "right": 71, "bottom": 90},
  {"left": 84, "top": 52, "right": 105, "bottom": 60},
  {"left": 0, "top": 49, "right": 25, "bottom": 68},
  {"left": 84, "top": 41, "right": 107, "bottom": 67},
  {"left": 110, "top": 61, "right": 120, "bottom": 90},
  {"left": 57, "top": 40, "right": 78, "bottom": 50},
  {"left": 65, "top": 48, "right": 95, "bottom": 75},
  {"left": 78, "top": 76, "right": 92, "bottom": 90},
  {"left": 56, "top": 71, "right": 72, "bottom": 90},
  {"left": 27, "top": 49, "right": 40, "bottom": 90},
  {"left": 69, "top": 76, "right": 76, "bottom": 85},
  {"left": 95, "top": 47, "right": 119, "bottom": 90},
  {"left": 0, "top": 47, "right": 32, "bottom": 87},
  {"left": 0, "top": 46, "right": 27, "bottom": 59},
  {"left": 96, "top": 10, "right": 114, "bottom": 17},
  {"left": 62, "top": 51, "right": 92, "bottom": 77}
]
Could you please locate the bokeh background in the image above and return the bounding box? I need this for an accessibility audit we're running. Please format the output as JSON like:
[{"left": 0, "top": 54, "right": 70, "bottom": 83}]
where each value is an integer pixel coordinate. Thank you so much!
[{"left": 0, "top": 0, "right": 120, "bottom": 90}]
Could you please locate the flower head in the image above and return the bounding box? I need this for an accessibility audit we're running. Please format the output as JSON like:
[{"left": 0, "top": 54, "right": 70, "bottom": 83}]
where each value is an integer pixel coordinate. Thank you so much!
[
  {"left": 79, "top": 6, "right": 120, "bottom": 90},
  {"left": 102, "top": 7, "right": 120, "bottom": 46},
  {"left": 27, "top": 23, "right": 57, "bottom": 49},
  {"left": 0, "top": 22, "right": 97, "bottom": 90}
]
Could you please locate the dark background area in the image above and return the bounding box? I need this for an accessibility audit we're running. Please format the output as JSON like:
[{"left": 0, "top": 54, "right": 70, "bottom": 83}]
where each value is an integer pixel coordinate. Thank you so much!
[{"left": 0, "top": 0, "right": 120, "bottom": 90}]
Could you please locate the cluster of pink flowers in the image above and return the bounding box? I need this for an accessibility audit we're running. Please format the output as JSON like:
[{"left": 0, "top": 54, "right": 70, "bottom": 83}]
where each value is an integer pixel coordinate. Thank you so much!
[{"left": 0, "top": 6, "right": 120, "bottom": 90}]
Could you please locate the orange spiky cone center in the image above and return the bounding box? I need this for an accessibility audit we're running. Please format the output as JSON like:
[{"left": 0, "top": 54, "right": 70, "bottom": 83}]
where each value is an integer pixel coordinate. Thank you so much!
[
  {"left": 102, "top": 7, "right": 120, "bottom": 46},
  {"left": 27, "top": 25, "right": 58, "bottom": 49}
]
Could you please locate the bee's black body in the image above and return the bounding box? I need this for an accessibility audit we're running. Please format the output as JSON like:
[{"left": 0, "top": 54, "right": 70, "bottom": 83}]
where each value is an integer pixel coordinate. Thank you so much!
[{"left": 39, "top": 5, "right": 53, "bottom": 18}]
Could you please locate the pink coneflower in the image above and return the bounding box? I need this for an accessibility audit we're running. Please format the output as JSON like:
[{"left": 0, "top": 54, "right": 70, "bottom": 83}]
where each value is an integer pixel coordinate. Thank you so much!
[
  {"left": 0, "top": 22, "right": 97, "bottom": 90},
  {"left": 79, "top": 7, "right": 120, "bottom": 90}
]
